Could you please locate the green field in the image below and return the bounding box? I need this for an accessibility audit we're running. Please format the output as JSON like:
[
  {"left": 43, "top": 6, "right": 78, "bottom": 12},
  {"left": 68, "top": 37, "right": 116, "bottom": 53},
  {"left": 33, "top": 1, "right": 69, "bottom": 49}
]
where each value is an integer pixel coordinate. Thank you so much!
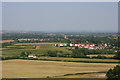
[
  {"left": 2, "top": 43, "right": 72, "bottom": 57},
  {"left": 2, "top": 43, "right": 118, "bottom": 63}
]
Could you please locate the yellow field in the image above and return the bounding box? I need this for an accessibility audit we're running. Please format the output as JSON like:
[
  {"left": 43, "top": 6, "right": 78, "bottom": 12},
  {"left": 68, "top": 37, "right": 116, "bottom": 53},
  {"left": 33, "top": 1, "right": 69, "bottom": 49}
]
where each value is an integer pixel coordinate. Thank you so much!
[
  {"left": 2, "top": 59, "right": 117, "bottom": 78},
  {"left": 14, "top": 42, "right": 60, "bottom": 45},
  {"left": 87, "top": 54, "right": 115, "bottom": 58},
  {"left": 0, "top": 40, "right": 14, "bottom": 43}
]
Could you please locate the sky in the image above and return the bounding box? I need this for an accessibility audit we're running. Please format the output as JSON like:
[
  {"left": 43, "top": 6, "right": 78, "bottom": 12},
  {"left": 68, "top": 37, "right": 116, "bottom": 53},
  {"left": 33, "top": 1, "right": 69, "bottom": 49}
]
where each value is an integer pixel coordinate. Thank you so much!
[{"left": 2, "top": 2, "right": 118, "bottom": 32}]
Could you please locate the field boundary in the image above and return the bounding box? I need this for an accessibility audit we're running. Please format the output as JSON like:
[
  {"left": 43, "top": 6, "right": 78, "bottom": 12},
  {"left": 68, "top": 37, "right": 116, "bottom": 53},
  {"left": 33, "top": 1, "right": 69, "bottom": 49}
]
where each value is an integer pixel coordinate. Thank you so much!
[
  {"left": 35, "top": 58, "right": 119, "bottom": 64},
  {"left": 2, "top": 57, "right": 119, "bottom": 63},
  {"left": 53, "top": 71, "right": 107, "bottom": 78}
]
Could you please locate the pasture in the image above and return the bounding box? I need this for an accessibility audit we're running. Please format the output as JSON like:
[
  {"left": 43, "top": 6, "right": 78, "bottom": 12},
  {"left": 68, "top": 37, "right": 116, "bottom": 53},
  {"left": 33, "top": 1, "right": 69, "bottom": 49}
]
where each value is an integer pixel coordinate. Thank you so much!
[
  {"left": 2, "top": 43, "right": 72, "bottom": 57},
  {"left": 2, "top": 59, "right": 117, "bottom": 78}
]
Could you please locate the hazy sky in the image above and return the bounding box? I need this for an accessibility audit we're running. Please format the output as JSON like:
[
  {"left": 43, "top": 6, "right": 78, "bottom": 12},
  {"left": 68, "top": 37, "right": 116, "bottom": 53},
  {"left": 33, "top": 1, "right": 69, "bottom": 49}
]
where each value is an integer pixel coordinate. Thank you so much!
[{"left": 2, "top": 2, "right": 118, "bottom": 32}]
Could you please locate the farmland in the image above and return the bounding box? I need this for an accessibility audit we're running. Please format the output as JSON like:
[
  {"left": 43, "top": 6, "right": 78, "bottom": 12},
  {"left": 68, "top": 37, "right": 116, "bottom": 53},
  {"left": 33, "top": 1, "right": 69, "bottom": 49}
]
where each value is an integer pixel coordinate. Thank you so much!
[
  {"left": 0, "top": 40, "right": 14, "bottom": 43},
  {"left": 2, "top": 43, "right": 72, "bottom": 57},
  {"left": 2, "top": 43, "right": 119, "bottom": 63},
  {"left": 37, "top": 56, "right": 119, "bottom": 63},
  {"left": 87, "top": 54, "right": 115, "bottom": 58},
  {"left": 2, "top": 59, "right": 117, "bottom": 78},
  {"left": 1, "top": 32, "right": 119, "bottom": 79}
]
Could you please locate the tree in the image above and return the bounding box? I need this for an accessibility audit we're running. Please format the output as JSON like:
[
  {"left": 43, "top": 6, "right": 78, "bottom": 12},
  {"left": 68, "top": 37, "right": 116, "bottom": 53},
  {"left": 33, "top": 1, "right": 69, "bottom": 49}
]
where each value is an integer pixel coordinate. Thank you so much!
[
  {"left": 20, "top": 51, "right": 26, "bottom": 57},
  {"left": 47, "top": 51, "right": 57, "bottom": 57},
  {"left": 20, "top": 51, "right": 30, "bottom": 57},
  {"left": 114, "top": 52, "right": 120, "bottom": 59},
  {"left": 75, "top": 46, "right": 79, "bottom": 49},
  {"left": 106, "top": 65, "right": 120, "bottom": 80},
  {"left": 71, "top": 49, "right": 85, "bottom": 58}
]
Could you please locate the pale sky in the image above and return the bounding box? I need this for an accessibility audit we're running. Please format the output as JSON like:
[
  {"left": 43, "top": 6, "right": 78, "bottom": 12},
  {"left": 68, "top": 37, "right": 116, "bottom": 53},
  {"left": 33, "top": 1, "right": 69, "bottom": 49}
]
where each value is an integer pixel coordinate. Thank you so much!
[{"left": 2, "top": 2, "right": 118, "bottom": 32}]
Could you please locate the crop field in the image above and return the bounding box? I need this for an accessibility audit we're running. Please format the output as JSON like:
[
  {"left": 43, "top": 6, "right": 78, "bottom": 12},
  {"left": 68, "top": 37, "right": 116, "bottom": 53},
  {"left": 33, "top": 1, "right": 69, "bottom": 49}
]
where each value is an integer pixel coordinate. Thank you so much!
[
  {"left": 2, "top": 43, "right": 72, "bottom": 57},
  {"left": 14, "top": 42, "right": 60, "bottom": 45},
  {"left": 0, "top": 40, "right": 14, "bottom": 43},
  {"left": 2, "top": 59, "right": 117, "bottom": 78},
  {"left": 87, "top": 54, "right": 115, "bottom": 58}
]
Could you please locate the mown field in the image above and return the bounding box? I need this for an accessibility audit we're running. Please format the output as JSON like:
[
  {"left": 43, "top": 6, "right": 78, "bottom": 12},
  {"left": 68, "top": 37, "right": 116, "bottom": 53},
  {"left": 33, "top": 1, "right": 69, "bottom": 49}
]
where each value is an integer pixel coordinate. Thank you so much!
[
  {"left": 2, "top": 59, "right": 117, "bottom": 78},
  {"left": 2, "top": 43, "right": 72, "bottom": 57},
  {"left": 87, "top": 54, "right": 115, "bottom": 58},
  {"left": 0, "top": 40, "right": 14, "bottom": 43}
]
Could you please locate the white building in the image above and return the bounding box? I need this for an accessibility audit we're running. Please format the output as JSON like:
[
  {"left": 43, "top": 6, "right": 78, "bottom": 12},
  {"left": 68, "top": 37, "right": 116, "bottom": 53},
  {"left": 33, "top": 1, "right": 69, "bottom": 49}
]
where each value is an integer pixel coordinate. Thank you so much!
[
  {"left": 28, "top": 54, "right": 37, "bottom": 58},
  {"left": 70, "top": 43, "right": 74, "bottom": 47}
]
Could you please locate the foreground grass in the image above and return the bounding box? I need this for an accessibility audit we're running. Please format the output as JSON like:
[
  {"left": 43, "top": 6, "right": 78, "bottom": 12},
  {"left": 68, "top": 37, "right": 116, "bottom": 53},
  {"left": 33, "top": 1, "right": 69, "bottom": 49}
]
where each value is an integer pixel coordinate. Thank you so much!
[{"left": 2, "top": 59, "right": 117, "bottom": 78}]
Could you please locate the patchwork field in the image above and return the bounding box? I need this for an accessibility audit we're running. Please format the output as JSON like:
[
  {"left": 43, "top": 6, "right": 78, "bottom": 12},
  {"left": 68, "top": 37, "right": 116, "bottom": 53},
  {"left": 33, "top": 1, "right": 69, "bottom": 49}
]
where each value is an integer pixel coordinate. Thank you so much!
[
  {"left": 2, "top": 42, "right": 118, "bottom": 78},
  {"left": 2, "top": 43, "right": 72, "bottom": 57},
  {"left": 2, "top": 59, "right": 117, "bottom": 78}
]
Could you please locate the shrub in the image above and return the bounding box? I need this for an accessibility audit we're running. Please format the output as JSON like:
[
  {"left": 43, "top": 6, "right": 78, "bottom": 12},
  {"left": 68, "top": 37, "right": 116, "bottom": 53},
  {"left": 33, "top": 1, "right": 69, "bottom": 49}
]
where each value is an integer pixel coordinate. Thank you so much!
[{"left": 106, "top": 65, "right": 120, "bottom": 80}]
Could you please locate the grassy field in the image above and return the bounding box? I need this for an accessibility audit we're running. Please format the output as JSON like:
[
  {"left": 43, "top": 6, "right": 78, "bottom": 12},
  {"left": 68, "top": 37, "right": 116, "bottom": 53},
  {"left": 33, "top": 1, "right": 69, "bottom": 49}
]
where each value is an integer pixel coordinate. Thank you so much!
[
  {"left": 2, "top": 43, "right": 72, "bottom": 57},
  {"left": 2, "top": 43, "right": 118, "bottom": 63},
  {"left": 2, "top": 59, "right": 117, "bottom": 78}
]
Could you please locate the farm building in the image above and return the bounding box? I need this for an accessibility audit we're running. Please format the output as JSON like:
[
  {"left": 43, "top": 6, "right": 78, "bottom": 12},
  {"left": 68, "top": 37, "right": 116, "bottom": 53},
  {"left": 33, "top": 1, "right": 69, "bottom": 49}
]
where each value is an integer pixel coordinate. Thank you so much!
[{"left": 28, "top": 54, "right": 37, "bottom": 58}]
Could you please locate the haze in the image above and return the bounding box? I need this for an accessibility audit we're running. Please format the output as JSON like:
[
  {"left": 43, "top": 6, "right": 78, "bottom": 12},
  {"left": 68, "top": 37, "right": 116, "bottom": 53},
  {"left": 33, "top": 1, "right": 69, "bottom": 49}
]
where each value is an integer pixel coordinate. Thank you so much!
[{"left": 2, "top": 2, "right": 118, "bottom": 32}]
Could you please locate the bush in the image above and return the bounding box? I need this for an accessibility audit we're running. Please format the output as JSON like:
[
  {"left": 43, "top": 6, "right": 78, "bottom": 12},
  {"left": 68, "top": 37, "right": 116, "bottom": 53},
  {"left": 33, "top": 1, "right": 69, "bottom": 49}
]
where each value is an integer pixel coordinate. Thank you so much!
[
  {"left": 2, "top": 56, "right": 20, "bottom": 60},
  {"left": 106, "top": 65, "right": 120, "bottom": 80},
  {"left": 47, "top": 51, "right": 57, "bottom": 57}
]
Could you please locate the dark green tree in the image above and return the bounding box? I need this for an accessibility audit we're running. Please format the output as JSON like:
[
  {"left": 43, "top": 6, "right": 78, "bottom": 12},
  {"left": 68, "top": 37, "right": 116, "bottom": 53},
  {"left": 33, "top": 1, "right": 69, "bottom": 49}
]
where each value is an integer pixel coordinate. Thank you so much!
[
  {"left": 106, "top": 65, "right": 120, "bottom": 80},
  {"left": 47, "top": 51, "right": 57, "bottom": 57},
  {"left": 20, "top": 51, "right": 26, "bottom": 57}
]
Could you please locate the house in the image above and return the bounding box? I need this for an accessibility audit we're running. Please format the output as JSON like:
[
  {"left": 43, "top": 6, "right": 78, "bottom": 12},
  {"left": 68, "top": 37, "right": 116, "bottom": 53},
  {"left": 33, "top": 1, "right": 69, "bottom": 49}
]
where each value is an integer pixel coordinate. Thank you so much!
[
  {"left": 75, "top": 44, "right": 78, "bottom": 46},
  {"left": 64, "top": 44, "right": 67, "bottom": 46},
  {"left": 71, "top": 47, "right": 75, "bottom": 49},
  {"left": 59, "top": 44, "right": 64, "bottom": 47},
  {"left": 70, "top": 43, "right": 74, "bottom": 47},
  {"left": 28, "top": 54, "right": 37, "bottom": 58}
]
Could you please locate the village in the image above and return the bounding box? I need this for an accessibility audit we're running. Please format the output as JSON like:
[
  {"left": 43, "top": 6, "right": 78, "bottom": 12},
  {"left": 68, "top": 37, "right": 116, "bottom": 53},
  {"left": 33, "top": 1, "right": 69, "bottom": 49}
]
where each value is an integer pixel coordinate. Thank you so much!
[{"left": 54, "top": 43, "right": 114, "bottom": 50}]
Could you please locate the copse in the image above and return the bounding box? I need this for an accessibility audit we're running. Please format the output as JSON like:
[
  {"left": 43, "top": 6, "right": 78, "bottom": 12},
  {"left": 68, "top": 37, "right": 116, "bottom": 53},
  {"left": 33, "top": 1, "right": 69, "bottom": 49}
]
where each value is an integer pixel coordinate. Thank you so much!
[
  {"left": 47, "top": 51, "right": 57, "bottom": 57},
  {"left": 106, "top": 65, "right": 120, "bottom": 80},
  {"left": 20, "top": 51, "right": 31, "bottom": 57},
  {"left": 71, "top": 49, "right": 86, "bottom": 58},
  {"left": 113, "top": 53, "right": 120, "bottom": 60}
]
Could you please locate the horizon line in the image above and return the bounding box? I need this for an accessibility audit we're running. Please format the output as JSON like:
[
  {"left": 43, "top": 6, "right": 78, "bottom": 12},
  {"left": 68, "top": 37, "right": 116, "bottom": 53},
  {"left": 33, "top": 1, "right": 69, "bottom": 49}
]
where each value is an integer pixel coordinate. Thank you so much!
[{"left": 1, "top": 0, "right": 120, "bottom": 2}]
